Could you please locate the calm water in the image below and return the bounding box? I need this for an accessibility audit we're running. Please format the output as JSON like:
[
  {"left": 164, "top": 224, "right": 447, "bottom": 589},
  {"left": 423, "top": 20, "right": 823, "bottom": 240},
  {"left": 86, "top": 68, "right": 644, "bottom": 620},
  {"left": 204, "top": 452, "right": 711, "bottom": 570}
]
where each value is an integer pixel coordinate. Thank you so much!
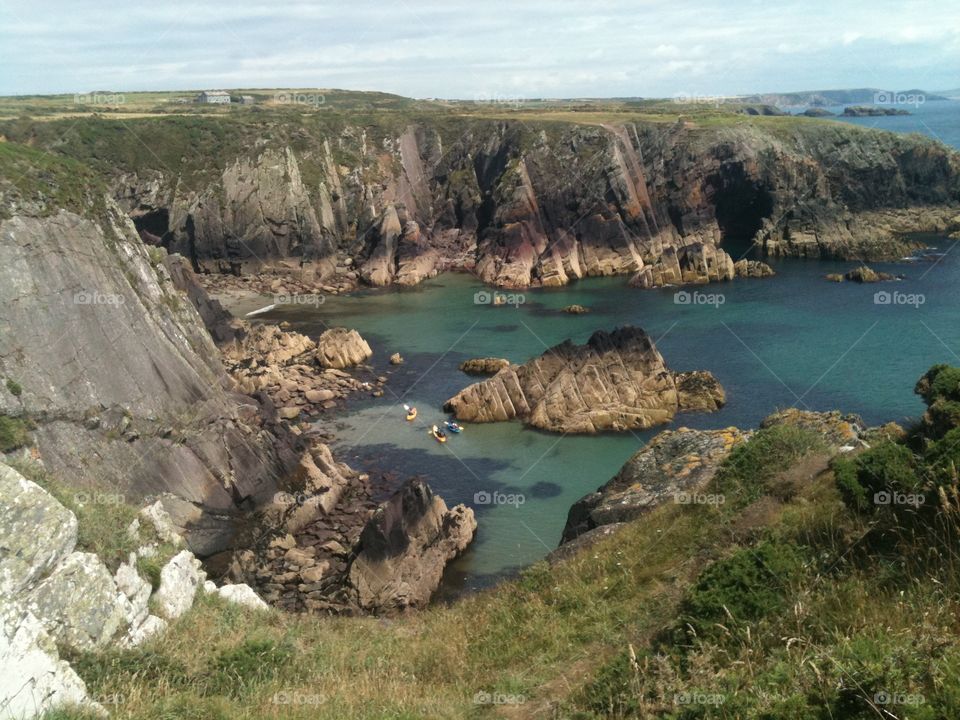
[
  {"left": 254, "top": 103, "right": 960, "bottom": 592},
  {"left": 799, "top": 98, "right": 960, "bottom": 148}
]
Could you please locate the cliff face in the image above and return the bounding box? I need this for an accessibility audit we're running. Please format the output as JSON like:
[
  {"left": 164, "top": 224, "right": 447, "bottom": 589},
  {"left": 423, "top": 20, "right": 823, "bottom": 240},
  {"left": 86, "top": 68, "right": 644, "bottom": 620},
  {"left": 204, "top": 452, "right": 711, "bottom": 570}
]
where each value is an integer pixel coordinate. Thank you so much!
[
  {"left": 0, "top": 157, "right": 298, "bottom": 556},
  {"left": 18, "top": 113, "right": 959, "bottom": 291}
]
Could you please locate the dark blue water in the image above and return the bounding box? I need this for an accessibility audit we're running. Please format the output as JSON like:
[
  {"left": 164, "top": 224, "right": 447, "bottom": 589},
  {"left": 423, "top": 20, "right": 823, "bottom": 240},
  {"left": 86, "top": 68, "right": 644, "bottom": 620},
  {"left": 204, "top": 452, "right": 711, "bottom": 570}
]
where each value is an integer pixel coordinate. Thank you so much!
[
  {"left": 254, "top": 104, "right": 960, "bottom": 591},
  {"left": 799, "top": 98, "right": 960, "bottom": 148}
]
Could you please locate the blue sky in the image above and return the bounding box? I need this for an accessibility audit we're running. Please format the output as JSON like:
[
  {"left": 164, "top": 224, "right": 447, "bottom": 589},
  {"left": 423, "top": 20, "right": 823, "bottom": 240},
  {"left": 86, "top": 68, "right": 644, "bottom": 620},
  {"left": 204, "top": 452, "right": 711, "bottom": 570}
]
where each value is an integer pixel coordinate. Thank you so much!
[{"left": 2, "top": 0, "right": 958, "bottom": 97}]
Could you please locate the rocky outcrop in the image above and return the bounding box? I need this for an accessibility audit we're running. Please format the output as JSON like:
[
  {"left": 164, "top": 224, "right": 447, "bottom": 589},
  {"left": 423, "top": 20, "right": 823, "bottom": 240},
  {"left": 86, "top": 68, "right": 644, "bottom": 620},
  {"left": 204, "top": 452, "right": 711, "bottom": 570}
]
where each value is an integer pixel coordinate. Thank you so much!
[
  {"left": 630, "top": 243, "right": 735, "bottom": 288},
  {"left": 315, "top": 328, "right": 373, "bottom": 369},
  {"left": 347, "top": 479, "right": 476, "bottom": 613},
  {"left": 843, "top": 265, "right": 896, "bottom": 282},
  {"left": 459, "top": 357, "right": 511, "bottom": 375},
  {"left": 562, "top": 427, "right": 749, "bottom": 542},
  {"left": 561, "top": 408, "right": 870, "bottom": 544},
  {"left": 674, "top": 371, "right": 727, "bottom": 412},
  {"left": 562, "top": 304, "right": 590, "bottom": 314},
  {"left": 0, "top": 458, "right": 279, "bottom": 718},
  {"left": 734, "top": 259, "right": 776, "bottom": 278},
  {"left": 444, "top": 327, "right": 723, "bottom": 434},
  {"left": 222, "top": 324, "right": 377, "bottom": 422}
]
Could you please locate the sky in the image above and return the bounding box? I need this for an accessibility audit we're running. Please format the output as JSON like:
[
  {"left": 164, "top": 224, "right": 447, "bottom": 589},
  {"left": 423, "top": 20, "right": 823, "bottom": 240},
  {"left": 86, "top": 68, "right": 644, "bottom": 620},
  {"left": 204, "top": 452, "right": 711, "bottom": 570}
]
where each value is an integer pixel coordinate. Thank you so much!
[{"left": 2, "top": 0, "right": 959, "bottom": 98}]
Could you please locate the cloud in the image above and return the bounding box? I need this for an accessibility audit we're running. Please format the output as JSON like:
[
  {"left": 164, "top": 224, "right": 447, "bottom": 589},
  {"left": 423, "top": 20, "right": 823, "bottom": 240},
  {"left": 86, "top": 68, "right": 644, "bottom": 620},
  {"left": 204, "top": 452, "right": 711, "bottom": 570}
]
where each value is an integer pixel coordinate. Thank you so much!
[{"left": 1, "top": 0, "right": 958, "bottom": 96}]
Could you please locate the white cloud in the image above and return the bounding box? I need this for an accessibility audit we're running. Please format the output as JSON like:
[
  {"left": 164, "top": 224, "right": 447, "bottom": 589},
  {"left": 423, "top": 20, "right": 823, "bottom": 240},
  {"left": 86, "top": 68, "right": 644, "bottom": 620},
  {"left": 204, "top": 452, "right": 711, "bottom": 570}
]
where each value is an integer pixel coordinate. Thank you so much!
[{"left": 0, "top": 0, "right": 958, "bottom": 96}]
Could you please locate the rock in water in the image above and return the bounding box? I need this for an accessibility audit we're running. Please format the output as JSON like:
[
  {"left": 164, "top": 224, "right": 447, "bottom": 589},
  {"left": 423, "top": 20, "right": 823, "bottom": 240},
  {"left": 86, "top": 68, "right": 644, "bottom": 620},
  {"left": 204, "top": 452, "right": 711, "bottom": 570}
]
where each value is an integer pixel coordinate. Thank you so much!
[
  {"left": 562, "top": 304, "right": 590, "bottom": 314},
  {"left": 348, "top": 479, "right": 476, "bottom": 613},
  {"left": 674, "top": 371, "right": 726, "bottom": 412},
  {"left": 315, "top": 328, "right": 373, "bottom": 369},
  {"left": 459, "top": 357, "right": 511, "bottom": 375},
  {"left": 733, "top": 259, "right": 776, "bottom": 278},
  {"left": 444, "top": 326, "right": 723, "bottom": 433},
  {"left": 389, "top": 353, "right": 404, "bottom": 365},
  {"left": 844, "top": 265, "right": 895, "bottom": 283}
]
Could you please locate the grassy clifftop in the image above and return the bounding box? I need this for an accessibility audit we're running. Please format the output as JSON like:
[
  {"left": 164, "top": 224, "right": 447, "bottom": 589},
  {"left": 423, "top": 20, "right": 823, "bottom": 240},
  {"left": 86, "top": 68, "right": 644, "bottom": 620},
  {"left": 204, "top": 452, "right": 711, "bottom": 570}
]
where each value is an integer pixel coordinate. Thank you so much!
[{"left": 48, "top": 366, "right": 960, "bottom": 719}]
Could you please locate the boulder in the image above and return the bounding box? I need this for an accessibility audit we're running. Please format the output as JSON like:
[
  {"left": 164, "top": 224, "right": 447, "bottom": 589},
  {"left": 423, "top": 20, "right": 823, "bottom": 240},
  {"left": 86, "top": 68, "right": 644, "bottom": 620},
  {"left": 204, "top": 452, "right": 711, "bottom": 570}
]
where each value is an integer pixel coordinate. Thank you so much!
[
  {"left": 444, "top": 327, "right": 723, "bottom": 433},
  {"left": 152, "top": 550, "right": 206, "bottom": 621},
  {"left": 0, "top": 463, "right": 77, "bottom": 598},
  {"left": 315, "top": 328, "right": 373, "bottom": 369},
  {"left": 562, "top": 304, "right": 590, "bottom": 314},
  {"left": 121, "top": 614, "right": 167, "bottom": 648},
  {"left": 0, "top": 606, "right": 103, "bottom": 719},
  {"left": 25, "top": 552, "right": 132, "bottom": 651},
  {"left": 389, "top": 353, "right": 404, "bottom": 365},
  {"left": 216, "top": 584, "right": 270, "bottom": 611},
  {"left": 631, "top": 243, "right": 735, "bottom": 288},
  {"left": 348, "top": 479, "right": 476, "bottom": 613}
]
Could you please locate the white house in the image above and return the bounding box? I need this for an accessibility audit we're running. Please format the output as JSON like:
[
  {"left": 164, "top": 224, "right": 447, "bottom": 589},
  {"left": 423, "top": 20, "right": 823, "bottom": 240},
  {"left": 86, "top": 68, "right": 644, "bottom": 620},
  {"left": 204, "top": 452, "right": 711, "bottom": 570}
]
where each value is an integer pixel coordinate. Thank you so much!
[{"left": 196, "top": 91, "right": 231, "bottom": 104}]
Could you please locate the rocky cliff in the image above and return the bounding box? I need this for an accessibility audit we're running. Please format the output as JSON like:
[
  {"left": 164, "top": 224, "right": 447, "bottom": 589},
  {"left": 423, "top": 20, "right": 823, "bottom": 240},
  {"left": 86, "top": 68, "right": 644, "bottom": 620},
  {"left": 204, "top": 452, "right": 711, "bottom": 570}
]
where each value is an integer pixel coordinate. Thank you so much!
[
  {"left": 0, "top": 151, "right": 300, "bottom": 555},
  {"left": 7, "top": 111, "right": 959, "bottom": 291},
  {"left": 443, "top": 326, "right": 724, "bottom": 433}
]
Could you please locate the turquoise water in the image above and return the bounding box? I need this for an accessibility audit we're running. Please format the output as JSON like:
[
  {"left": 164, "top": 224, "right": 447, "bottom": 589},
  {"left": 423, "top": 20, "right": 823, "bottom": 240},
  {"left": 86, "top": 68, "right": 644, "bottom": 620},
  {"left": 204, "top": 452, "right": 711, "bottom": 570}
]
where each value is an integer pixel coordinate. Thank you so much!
[
  {"left": 253, "top": 105, "right": 960, "bottom": 593},
  {"left": 258, "top": 249, "right": 960, "bottom": 591}
]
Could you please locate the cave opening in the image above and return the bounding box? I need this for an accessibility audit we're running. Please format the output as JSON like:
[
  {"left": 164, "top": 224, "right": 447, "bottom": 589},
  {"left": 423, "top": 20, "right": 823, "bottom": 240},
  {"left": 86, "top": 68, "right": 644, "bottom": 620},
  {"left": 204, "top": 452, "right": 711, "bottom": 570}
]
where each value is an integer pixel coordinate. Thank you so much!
[
  {"left": 711, "top": 167, "right": 774, "bottom": 257},
  {"left": 132, "top": 208, "right": 172, "bottom": 247}
]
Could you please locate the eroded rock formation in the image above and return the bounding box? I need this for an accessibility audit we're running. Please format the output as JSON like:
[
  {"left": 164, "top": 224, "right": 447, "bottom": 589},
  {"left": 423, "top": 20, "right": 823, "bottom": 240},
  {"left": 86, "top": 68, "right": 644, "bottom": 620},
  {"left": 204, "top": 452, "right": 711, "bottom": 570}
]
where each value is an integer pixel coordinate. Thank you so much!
[{"left": 444, "top": 327, "right": 724, "bottom": 433}]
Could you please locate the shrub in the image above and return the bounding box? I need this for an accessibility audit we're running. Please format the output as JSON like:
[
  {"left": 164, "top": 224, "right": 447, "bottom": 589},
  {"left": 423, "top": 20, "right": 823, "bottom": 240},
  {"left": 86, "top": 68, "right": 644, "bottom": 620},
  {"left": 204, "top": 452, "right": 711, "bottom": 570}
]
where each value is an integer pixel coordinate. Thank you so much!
[
  {"left": 5, "top": 378, "right": 22, "bottom": 396},
  {"left": 833, "top": 441, "right": 922, "bottom": 513},
  {"left": 0, "top": 414, "right": 30, "bottom": 452},
  {"left": 915, "top": 364, "right": 960, "bottom": 405},
  {"left": 674, "top": 541, "right": 806, "bottom": 644}
]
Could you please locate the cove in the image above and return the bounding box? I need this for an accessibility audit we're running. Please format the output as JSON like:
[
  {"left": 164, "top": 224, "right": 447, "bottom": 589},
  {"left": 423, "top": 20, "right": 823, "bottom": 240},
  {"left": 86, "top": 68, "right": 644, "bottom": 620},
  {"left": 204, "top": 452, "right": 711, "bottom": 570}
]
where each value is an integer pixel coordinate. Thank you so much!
[{"left": 255, "top": 245, "right": 959, "bottom": 593}]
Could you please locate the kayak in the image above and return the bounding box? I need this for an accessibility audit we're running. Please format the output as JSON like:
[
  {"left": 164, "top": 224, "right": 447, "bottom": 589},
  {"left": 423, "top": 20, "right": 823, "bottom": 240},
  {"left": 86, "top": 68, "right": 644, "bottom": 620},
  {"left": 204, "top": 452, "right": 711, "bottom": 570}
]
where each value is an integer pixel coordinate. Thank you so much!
[
  {"left": 430, "top": 425, "right": 447, "bottom": 443},
  {"left": 444, "top": 421, "right": 463, "bottom": 433},
  {"left": 404, "top": 404, "right": 417, "bottom": 421}
]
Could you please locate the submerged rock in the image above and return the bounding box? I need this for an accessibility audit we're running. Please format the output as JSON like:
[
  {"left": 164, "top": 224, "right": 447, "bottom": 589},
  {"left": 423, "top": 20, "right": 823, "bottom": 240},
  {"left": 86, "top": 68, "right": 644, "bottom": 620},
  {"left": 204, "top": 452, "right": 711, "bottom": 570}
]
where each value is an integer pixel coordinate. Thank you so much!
[
  {"left": 562, "top": 304, "right": 590, "bottom": 314},
  {"left": 444, "top": 327, "right": 723, "bottom": 433}
]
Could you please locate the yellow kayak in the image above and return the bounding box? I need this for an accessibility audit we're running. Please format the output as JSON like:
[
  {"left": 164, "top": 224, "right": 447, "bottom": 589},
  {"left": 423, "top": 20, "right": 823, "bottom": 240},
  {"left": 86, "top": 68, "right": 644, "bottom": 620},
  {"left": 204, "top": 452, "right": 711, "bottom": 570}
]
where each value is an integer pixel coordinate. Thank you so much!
[
  {"left": 430, "top": 425, "right": 447, "bottom": 443},
  {"left": 405, "top": 405, "right": 417, "bottom": 421}
]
